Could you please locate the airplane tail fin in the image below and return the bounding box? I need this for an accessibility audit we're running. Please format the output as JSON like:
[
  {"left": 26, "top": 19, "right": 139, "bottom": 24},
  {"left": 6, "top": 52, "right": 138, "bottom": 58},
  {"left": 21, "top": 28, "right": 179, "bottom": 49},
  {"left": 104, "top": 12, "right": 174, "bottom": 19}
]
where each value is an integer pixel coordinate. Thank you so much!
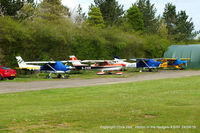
[
  {"left": 69, "top": 55, "right": 78, "bottom": 61},
  {"left": 69, "top": 55, "right": 82, "bottom": 66},
  {"left": 16, "top": 56, "right": 27, "bottom": 68},
  {"left": 114, "top": 56, "right": 126, "bottom": 64},
  {"left": 114, "top": 56, "right": 120, "bottom": 61}
]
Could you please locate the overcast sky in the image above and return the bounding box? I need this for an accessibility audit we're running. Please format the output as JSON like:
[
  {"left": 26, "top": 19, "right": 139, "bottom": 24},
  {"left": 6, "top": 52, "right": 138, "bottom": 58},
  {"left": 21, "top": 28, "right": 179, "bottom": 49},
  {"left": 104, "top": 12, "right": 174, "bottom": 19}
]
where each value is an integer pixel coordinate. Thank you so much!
[{"left": 62, "top": 0, "right": 200, "bottom": 33}]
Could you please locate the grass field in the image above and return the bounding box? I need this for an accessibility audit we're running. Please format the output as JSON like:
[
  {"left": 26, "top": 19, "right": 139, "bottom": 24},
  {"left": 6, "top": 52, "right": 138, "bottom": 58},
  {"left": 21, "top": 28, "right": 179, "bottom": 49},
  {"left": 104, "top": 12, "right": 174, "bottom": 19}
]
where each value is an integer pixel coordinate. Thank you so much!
[
  {"left": 2, "top": 69, "right": 150, "bottom": 82},
  {"left": 0, "top": 76, "right": 199, "bottom": 132}
]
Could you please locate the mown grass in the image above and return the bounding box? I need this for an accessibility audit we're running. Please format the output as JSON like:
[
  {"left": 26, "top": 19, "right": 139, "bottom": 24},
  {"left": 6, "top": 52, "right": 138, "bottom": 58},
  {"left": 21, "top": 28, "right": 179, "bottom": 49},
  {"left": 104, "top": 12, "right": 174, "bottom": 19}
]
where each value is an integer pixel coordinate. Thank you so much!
[
  {"left": 2, "top": 68, "right": 151, "bottom": 82},
  {"left": 0, "top": 76, "right": 199, "bottom": 132}
]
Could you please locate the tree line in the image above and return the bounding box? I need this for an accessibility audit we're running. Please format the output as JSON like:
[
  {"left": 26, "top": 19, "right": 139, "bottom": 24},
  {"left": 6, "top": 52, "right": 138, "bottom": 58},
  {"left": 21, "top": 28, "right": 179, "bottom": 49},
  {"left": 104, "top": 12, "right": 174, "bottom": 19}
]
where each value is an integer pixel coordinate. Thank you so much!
[{"left": 0, "top": 0, "right": 199, "bottom": 67}]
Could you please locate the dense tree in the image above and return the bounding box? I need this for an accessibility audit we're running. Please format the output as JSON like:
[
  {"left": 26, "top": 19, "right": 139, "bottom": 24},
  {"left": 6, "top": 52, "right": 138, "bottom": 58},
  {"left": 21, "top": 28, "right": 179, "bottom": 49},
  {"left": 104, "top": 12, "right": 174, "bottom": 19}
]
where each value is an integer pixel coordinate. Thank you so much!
[
  {"left": 35, "top": 0, "right": 70, "bottom": 21},
  {"left": 43, "top": 0, "right": 60, "bottom": 4},
  {"left": 127, "top": 4, "right": 144, "bottom": 31},
  {"left": 162, "top": 3, "right": 177, "bottom": 38},
  {"left": 175, "top": 11, "right": 196, "bottom": 41},
  {"left": 0, "top": 0, "right": 198, "bottom": 67},
  {"left": 162, "top": 3, "right": 198, "bottom": 41},
  {"left": 0, "top": 6, "right": 3, "bottom": 16},
  {"left": 0, "top": 0, "right": 23, "bottom": 16},
  {"left": 143, "top": 35, "right": 170, "bottom": 58},
  {"left": 86, "top": 6, "right": 105, "bottom": 28},
  {"left": 136, "top": 0, "right": 159, "bottom": 33},
  {"left": 0, "top": 48, "right": 4, "bottom": 65},
  {"left": 15, "top": 1, "right": 35, "bottom": 20},
  {"left": 0, "top": 15, "right": 170, "bottom": 66},
  {"left": 158, "top": 19, "right": 168, "bottom": 38},
  {"left": 93, "top": 0, "right": 124, "bottom": 26},
  {"left": 0, "top": 0, "right": 34, "bottom": 16},
  {"left": 75, "top": 4, "right": 86, "bottom": 24}
]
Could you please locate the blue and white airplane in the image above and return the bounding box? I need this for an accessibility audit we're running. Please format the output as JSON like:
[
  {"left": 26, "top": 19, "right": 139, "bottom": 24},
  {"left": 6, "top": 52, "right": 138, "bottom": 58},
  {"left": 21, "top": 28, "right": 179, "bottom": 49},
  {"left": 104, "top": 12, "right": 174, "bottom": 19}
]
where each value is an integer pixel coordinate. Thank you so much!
[
  {"left": 130, "top": 58, "right": 162, "bottom": 72},
  {"left": 16, "top": 56, "right": 72, "bottom": 79}
]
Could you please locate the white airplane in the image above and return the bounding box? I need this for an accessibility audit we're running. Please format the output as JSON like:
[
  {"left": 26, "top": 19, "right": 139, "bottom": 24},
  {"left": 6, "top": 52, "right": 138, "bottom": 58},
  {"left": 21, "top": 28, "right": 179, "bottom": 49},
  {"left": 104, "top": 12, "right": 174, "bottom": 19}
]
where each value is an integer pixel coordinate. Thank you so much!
[
  {"left": 69, "top": 55, "right": 123, "bottom": 75},
  {"left": 113, "top": 57, "right": 137, "bottom": 68}
]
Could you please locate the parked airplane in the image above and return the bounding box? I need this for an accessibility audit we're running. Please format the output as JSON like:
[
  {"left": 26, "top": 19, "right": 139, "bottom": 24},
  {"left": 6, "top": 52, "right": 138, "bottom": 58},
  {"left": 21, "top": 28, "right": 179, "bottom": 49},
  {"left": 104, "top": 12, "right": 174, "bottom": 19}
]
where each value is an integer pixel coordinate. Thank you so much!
[
  {"left": 130, "top": 58, "right": 162, "bottom": 72},
  {"left": 113, "top": 56, "right": 136, "bottom": 68},
  {"left": 69, "top": 55, "right": 90, "bottom": 70},
  {"left": 69, "top": 55, "right": 123, "bottom": 75},
  {"left": 156, "top": 58, "right": 190, "bottom": 69},
  {"left": 16, "top": 56, "right": 72, "bottom": 79}
]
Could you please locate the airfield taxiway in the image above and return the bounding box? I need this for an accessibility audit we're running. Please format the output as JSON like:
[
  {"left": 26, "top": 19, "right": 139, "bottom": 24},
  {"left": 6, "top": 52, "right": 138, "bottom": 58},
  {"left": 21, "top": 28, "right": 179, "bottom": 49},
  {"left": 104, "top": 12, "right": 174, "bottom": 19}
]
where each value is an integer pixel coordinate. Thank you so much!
[{"left": 0, "top": 70, "right": 200, "bottom": 94}]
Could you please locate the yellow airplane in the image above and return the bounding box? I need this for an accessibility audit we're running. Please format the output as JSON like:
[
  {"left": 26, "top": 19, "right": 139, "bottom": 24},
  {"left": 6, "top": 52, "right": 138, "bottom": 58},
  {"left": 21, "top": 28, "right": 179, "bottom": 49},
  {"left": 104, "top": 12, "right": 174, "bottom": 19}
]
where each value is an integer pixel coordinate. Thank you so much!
[{"left": 156, "top": 58, "right": 190, "bottom": 69}]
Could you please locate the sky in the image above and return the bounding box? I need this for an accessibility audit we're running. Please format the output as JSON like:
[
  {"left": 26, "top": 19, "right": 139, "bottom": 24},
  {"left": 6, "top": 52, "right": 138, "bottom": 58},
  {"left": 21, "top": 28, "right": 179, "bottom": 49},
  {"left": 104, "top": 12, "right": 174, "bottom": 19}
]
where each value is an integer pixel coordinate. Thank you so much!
[{"left": 61, "top": 0, "right": 200, "bottom": 33}]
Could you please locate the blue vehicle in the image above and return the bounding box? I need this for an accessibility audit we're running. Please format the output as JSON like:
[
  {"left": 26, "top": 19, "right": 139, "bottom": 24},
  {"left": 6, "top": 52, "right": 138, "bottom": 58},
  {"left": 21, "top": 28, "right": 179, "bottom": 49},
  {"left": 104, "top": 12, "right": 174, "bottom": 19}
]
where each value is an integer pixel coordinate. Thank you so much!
[
  {"left": 130, "top": 58, "right": 189, "bottom": 71},
  {"left": 130, "top": 58, "right": 162, "bottom": 72},
  {"left": 16, "top": 56, "right": 72, "bottom": 79}
]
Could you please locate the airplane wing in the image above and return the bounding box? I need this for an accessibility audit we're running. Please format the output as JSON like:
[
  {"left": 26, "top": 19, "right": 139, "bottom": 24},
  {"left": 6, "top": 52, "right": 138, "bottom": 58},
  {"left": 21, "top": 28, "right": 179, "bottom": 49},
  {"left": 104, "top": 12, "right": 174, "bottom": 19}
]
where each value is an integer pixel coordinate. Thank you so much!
[
  {"left": 129, "top": 58, "right": 150, "bottom": 61},
  {"left": 155, "top": 58, "right": 190, "bottom": 62},
  {"left": 61, "top": 61, "right": 70, "bottom": 63},
  {"left": 25, "top": 61, "right": 69, "bottom": 64},
  {"left": 81, "top": 60, "right": 113, "bottom": 63},
  {"left": 67, "top": 60, "right": 81, "bottom": 63},
  {"left": 25, "top": 61, "right": 56, "bottom": 64},
  {"left": 114, "top": 59, "right": 127, "bottom": 61}
]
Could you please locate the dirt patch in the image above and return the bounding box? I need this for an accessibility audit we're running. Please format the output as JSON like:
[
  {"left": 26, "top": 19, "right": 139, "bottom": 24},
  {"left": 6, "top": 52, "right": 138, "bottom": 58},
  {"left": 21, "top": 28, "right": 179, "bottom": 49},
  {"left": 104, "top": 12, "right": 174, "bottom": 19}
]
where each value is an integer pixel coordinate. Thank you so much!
[
  {"left": 144, "top": 115, "right": 157, "bottom": 118},
  {"left": 1, "top": 122, "right": 69, "bottom": 132}
]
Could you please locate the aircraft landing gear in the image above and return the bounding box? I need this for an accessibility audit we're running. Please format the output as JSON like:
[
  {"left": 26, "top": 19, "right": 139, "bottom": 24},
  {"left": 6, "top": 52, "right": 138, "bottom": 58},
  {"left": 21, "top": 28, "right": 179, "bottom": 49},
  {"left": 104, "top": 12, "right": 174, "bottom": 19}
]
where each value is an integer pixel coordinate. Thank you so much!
[
  {"left": 46, "top": 73, "right": 70, "bottom": 79},
  {"left": 46, "top": 73, "right": 52, "bottom": 79},
  {"left": 108, "top": 71, "right": 114, "bottom": 74},
  {"left": 148, "top": 68, "right": 159, "bottom": 72},
  {"left": 97, "top": 71, "right": 105, "bottom": 75},
  {"left": 57, "top": 74, "right": 62, "bottom": 78},
  {"left": 46, "top": 75, "right": 52, "bottom": 79},
  {"left": 64, "top": 75, "right": 69, "bottom": 79}
]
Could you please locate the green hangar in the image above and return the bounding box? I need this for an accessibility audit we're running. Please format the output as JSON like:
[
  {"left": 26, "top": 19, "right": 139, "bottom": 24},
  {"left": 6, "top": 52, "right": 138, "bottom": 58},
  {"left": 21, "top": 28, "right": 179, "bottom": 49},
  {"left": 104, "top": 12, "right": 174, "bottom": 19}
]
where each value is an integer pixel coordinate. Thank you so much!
[{"left": 164, "top": 44, "right": 200, "bottom": 68}]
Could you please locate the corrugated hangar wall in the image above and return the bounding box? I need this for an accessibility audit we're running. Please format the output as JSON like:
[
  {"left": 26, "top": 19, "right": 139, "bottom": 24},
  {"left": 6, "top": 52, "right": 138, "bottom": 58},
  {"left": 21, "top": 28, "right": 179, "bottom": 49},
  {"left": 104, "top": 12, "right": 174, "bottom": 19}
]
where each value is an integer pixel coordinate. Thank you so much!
[{"left": 164, "top": 45, "right": 200, "bottom": 68}]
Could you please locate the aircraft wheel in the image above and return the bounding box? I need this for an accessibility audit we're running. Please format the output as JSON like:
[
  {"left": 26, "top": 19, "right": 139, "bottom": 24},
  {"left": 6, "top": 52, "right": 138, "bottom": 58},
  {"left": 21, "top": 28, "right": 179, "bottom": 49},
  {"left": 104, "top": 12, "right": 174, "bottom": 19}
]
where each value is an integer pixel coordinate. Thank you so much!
[
  {"left": 116, "top": 72, "right": 123, "bottom": 75},
  {"left": 57, "top": 74, "right": 62, "bottom": 78},
  {"left": 64, "top": 75, "right": 69, "bottom": 79},
  {"left": 46, "top": 75, "right": 52, "bottom": 79},
  {"left": 97, "top": 71, "right": 105, "bottom": 75},
  {"left": 108, "top": 71, "right": 113, "bottom": 74},
  {"left": 0, "top": 75, "right": 3, "bottom": 80}
]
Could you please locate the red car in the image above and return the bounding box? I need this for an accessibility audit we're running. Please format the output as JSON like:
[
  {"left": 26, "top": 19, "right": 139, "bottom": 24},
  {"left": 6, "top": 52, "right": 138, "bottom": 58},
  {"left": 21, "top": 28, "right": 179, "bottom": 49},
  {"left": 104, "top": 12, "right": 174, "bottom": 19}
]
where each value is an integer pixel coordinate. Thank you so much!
[{"left": 0, "top": 66, "right": 17, "bottom": 80}]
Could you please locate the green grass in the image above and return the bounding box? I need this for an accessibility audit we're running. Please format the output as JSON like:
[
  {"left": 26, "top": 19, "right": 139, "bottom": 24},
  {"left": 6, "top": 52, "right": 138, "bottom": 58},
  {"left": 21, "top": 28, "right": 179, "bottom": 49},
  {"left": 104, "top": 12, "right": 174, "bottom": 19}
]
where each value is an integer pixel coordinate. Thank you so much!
[
  {"left": 2, "top": 69, "right": 151, "bottom": 82},
  {"left": 3, "top": 68, "right": 197, "bottom": 82},
  {"left": 0, "top": 76, "right": 200, "bottom": 132}
]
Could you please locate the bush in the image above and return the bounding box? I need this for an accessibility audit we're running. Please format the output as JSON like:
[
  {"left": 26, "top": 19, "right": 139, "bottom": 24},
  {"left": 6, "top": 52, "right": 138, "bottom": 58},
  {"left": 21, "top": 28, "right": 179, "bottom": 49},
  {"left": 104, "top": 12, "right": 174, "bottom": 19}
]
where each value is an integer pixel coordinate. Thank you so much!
[{"left": 0, "top": 16, "right": 170, "bottom": 67}]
